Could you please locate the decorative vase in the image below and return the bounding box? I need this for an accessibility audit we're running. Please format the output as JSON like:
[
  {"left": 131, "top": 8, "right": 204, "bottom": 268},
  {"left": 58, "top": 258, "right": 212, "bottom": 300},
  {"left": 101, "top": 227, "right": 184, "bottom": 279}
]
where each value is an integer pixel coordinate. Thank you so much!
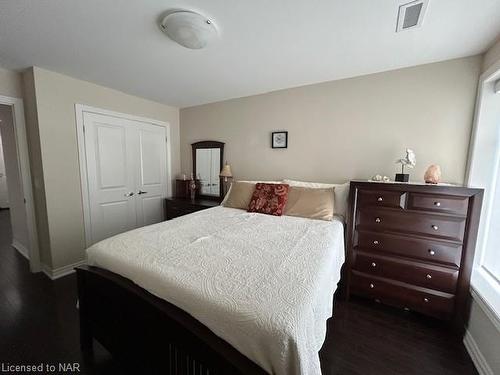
[{"left": 424, "top": 164, "right": 441, "bottom": 184}]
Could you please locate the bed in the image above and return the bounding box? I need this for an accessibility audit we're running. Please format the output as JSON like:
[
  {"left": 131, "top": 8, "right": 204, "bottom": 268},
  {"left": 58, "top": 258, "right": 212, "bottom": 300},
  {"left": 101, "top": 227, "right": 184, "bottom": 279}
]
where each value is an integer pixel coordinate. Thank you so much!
[{"left": 78, "top": 206, "right": 345, "bottom": 374}]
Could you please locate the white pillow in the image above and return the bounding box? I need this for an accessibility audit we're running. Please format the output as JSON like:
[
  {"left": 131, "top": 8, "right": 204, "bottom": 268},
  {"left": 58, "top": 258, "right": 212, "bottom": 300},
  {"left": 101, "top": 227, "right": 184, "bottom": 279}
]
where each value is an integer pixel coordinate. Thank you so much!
[
  {"left": 221, "top": 180, "right": 282, "bottom": 206},
  {"left": 282, "top": 179, "right": 350, "bottom": 219}
]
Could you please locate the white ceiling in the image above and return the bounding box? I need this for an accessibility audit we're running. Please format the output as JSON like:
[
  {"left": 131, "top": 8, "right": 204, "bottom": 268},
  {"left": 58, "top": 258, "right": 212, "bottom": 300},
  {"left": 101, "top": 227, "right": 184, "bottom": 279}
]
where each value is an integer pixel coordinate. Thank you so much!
[{"left": 1, "top": 1, "right": 499, "bottom": 108}]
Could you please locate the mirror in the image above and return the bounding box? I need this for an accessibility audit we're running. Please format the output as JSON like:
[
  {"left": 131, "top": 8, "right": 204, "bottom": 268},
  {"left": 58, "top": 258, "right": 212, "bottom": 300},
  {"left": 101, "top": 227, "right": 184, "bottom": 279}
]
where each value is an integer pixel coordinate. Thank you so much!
[{"left": 192, "top": 141, "right": 224, "bottom": 199}]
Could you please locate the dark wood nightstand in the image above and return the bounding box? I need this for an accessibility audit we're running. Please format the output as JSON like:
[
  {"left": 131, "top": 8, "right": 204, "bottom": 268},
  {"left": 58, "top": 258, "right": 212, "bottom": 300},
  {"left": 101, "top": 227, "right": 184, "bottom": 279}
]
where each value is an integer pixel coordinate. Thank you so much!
[{"left": 165, "top": 197, "right": 220, "bottom": 220}]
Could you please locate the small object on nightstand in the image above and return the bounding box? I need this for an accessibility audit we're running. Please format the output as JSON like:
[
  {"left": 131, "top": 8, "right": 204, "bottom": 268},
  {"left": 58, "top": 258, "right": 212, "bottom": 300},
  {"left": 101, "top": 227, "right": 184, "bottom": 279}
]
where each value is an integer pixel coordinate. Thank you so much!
[
  {"left": 424, "top": 164, "right": 442, "bottom": 184},
  {"left": 189, "top": 175, "right": 197, "bottom": 201},
  {"left": 176, "top": 179, "right": 200, "bottom": 198},
  {"left": 371, "top": 175, "right": 391, "bottom": 182},
  {"left": 395, "top": 148, "right": 416, "bottom": 182}
]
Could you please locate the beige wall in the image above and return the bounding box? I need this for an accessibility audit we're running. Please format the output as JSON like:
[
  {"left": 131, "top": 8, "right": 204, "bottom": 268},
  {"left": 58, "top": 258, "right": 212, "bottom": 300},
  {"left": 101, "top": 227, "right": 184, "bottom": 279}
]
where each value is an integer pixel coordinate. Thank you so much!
[
  {"left": 180, "top": 56, "right": 481, "bottom": 185},
  {"left": 0, "top": 66, "right": 23, "bottom": 98},
  {"left": 28, "top": 67, "right": 180, "bottom": 270},
  {"left": 482, "top": 37, "right": 500, "bottom": 73},
  {"left": 22, "top": 68, "right": 52, "bottom": 267}
]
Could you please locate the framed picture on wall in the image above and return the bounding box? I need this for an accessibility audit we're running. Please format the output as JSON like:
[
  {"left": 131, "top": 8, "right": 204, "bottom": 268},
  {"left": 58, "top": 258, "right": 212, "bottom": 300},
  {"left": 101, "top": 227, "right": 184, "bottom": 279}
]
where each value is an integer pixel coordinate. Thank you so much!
[{"left": 272, "top": 131, "right": 288, "bottom": 149}]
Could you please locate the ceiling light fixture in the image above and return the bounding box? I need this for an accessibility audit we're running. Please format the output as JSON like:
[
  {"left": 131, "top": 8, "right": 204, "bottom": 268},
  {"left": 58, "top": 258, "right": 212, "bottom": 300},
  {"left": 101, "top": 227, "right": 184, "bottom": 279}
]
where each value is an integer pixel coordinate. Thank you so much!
[{"left": 160, "top": 11, "right": 217, "bottom": 49}]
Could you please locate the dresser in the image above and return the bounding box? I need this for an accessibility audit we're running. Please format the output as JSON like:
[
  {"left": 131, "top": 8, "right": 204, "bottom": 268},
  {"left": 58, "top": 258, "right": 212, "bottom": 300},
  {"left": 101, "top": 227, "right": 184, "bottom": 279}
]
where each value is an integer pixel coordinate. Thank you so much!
[
  {"left": 165, "top": 197, "right": 220, "bottom": 220},
  {"left": 345, "top": 181, "right": 483, "bottom": 329}
]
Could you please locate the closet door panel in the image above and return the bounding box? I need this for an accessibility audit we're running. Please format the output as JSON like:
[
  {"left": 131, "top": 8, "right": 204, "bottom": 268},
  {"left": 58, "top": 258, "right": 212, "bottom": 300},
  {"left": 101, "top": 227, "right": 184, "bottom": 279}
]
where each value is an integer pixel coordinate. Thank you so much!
[
  {"left": 135, "top": 123, "right": 167, "bottom": 227},
  {"left": 84, "top": 113, "right": 137, "bottom": 244}
]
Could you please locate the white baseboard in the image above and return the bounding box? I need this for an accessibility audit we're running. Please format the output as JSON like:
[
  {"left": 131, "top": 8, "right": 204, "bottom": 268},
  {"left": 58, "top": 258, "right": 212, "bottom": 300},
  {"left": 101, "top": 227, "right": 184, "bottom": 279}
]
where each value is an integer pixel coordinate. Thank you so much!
[
  {"left": 11, "top": 239, "right": 30, "bottom": 260},
  {"left": 463, "top": 330, "right": 494, "bottom": 375},
  {"left": 41, "top": 260, "right": 87, "bottom": 280}
]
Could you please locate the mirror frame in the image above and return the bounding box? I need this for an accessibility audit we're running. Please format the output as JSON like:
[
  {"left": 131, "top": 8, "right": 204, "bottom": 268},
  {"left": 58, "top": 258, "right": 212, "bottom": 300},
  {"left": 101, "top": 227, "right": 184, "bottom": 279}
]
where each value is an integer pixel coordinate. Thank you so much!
[{"left": 192, "top": 141, "right": 225, "bottom": 200}]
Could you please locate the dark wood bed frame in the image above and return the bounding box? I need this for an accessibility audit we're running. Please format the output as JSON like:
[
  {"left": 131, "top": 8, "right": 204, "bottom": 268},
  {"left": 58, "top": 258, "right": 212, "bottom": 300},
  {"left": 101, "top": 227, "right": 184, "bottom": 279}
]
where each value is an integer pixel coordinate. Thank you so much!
[{"left": 77, "top": 265, "right": 342, "bottom": 374}]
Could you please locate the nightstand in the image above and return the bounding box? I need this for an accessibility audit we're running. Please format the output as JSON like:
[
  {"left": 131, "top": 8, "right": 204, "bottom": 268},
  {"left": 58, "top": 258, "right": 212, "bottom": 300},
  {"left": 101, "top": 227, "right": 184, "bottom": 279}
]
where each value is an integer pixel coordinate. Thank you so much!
[{"left": 165, "top": 197, "right": 220, "bottom": 220}]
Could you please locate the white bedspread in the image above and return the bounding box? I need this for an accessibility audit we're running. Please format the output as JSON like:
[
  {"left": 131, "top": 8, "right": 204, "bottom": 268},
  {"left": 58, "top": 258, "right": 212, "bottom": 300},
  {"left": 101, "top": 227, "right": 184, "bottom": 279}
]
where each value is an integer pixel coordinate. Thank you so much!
[{"left": 86, "top": 206, "right": 345, "bottom": 375}]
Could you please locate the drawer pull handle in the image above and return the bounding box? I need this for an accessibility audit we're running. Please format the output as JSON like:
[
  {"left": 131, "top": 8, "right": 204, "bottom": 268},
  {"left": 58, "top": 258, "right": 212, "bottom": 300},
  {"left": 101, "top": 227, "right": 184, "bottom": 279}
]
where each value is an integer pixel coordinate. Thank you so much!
[
  {"left": 428, "top": 249, "right": 436, "bottom": 256},
  {"left": 431, "top": 225, "right": 438, "bottom": 231},
  {"left": 371, "top": 262, "right": 377, "bottom": 267},
  {"left": 375, "top": 299, "right": 381, "bottom": 303},
  {"left": 375, "top": 217, "right": 381, "bottom": 223},
  {"left": 423, "top": 297, "right": 430, "bottom": 303},
  {"left": 403, "top": 307, "right": 410, "bottom": 312},
  {"left": 377, "top": 196, "right": 383, "bottom": 202},
  {"left": 426, "top": 274, "right": 432, "bottom": 280},
  {"left": 373, "top": 240, "right": 379, "bottom": 245},
  {"left": 124, "top": 192, "right": 135, "bottom": 197},
  {"left": 434, "top": 201, "right": 441, "bottom": 207},
  {"left": 369, "top": 283, "right": 375, "bottom": 289}
]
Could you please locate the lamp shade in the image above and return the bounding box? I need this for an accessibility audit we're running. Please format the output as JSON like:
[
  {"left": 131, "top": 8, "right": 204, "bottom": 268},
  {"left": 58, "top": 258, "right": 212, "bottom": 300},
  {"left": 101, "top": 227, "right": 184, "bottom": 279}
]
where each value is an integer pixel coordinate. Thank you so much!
[{"left": 219, "top": 163, "right": 233, "bottom": 178}]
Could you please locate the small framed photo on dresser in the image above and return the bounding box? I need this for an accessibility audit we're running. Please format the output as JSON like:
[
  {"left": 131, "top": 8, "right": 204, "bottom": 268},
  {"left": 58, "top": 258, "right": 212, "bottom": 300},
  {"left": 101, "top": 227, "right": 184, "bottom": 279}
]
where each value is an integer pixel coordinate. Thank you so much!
[{"left": 272, "top": 131, "right": 288, "bottom": 149}]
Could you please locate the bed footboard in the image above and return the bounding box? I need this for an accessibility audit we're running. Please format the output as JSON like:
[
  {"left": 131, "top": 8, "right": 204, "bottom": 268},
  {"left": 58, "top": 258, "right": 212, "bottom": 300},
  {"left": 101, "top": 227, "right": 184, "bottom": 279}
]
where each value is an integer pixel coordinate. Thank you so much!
[{"left": 76, "top": 265, "right": 267, "bottom": 375}]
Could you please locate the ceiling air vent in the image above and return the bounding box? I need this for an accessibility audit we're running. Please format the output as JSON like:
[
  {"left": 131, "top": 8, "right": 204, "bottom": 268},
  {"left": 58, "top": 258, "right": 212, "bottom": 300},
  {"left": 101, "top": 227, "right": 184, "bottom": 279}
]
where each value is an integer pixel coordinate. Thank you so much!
[{"left": 396, "top": 0, "right": 428, "bottom": 32}]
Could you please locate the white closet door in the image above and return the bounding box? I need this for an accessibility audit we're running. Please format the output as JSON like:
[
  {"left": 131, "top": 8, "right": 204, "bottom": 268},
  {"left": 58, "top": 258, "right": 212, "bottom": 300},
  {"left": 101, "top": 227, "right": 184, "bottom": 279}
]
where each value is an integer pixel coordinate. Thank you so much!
[
  {"left": 84, "top": 112, "right": 137, "bottom": 244},
  {"left": 135, "top": 123, "right": 167, "bottom": 227}
]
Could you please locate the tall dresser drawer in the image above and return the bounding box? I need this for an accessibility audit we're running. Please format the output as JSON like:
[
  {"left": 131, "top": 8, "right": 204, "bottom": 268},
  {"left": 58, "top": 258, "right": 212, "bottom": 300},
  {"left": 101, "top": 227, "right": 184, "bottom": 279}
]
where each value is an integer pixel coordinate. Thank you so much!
[
  {"left": 407, "top": 193, "right": 469, "bottom": 216},
  {"left": 351, "top": 271, "right": 455, "bottom": 319},
  {"left": 356, "top": 231, "right": 463, "bottom": 267},
  {"left": 357, "top": 189, "right": 405, "bottom": 209},
  {"left": 357, "top": 208, "right": 466, "bottom": 241},
  {"left": 353, "top": 252, "right": 459, "bottom": 293}
]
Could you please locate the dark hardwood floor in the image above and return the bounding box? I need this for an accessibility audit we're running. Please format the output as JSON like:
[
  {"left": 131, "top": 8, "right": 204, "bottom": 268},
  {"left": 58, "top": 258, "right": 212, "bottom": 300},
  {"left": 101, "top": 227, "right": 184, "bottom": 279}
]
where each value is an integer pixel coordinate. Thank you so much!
[{"left": 0, "top": 209, "right": 478, "bottom": 375}]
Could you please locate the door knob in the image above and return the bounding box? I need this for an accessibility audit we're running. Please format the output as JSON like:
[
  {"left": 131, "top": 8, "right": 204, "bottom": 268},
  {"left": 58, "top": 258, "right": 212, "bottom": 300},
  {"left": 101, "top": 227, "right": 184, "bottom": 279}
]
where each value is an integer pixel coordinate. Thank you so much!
[{"left": 137, "top": 190, "right": 148, "bottom": 195}]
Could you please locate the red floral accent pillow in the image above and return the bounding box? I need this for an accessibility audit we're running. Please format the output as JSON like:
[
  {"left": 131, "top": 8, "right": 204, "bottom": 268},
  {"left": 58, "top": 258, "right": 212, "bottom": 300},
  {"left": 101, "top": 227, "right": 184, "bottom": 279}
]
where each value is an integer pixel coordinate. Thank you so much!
[{"left": 247, "top": 183, "right": 289, "bottom": 216}]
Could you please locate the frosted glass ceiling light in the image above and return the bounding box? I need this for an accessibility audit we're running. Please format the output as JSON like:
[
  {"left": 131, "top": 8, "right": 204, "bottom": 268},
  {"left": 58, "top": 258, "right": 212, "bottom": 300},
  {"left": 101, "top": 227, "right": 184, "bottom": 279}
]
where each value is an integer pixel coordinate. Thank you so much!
[{"left": 160, "top": 11, "right": 217, "bottom": 49}]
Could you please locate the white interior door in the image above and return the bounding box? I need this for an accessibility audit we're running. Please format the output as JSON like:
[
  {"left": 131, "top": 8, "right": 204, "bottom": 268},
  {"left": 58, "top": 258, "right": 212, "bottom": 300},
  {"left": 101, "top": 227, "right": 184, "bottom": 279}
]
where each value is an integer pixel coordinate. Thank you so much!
[
  {"left": 0, "top": 136, "right": 9, "bottom": 208},
  {"left": 135, "top": 123, "right": 167, "bottom": 227},
  {"left": 84, "top": 113, "right": 137, "bottom": 244}
]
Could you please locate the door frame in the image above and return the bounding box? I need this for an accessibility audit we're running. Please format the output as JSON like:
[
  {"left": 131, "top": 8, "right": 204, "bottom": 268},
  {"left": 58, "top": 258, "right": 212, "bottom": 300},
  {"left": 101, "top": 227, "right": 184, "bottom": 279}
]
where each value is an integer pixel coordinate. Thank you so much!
[
  {"left": 0, "top": 95, "right": 41, "bottom": 272},
  {"left": 75, "top": 104, "right": 172, "bottom": 248}
]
